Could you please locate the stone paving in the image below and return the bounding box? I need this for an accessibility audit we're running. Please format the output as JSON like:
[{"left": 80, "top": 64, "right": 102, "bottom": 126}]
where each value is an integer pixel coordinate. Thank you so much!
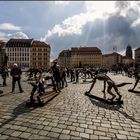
[{"left": 0, "top": 73, "right": 140, "bottom": 139}]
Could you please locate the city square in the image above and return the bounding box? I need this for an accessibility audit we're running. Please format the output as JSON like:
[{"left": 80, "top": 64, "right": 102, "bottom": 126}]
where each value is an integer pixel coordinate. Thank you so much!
[
  {"left": 0, "top": 72, "right": 140, "bottom": 139},
  {"left": 0, "top": 1, "right": 140, "bottom": 140}
]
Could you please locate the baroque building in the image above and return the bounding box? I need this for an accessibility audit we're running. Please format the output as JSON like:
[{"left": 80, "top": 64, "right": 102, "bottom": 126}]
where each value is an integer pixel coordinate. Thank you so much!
[
  {"left": 5, "top": 39, "right": 50, "bottom": 69},
  {"left": 102, "top": 52, "right": 122, "bottom": 68},
  {"left": 30, "top": 40, "right": 50, "bottom": 69},
  {"left": 6, "top": 39, "right": 33, "bottom": 68},
  {"left": 57, "top": 50, "right": 71, "bottom": 67},
  {"left": 57, "top": 47, "right": 102, "bottom": 68},
  {"left": 70, "top": 47, "right": 102, "bottom": 68}
]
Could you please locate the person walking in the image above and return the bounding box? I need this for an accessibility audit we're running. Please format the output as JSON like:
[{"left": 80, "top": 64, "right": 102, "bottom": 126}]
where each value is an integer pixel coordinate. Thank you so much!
[
  {"left": 75, "top": 68, "right": 79, "bottom": 83},
  {"left": 60, "top": 67, "right": 68, "bottom": 88},
  {"left": 51, "top": 62, "right": 61, "bottom": 92},
  {"left": 1, "top": 65, "right": 8, "bottom": 86},
  {"left": 70, "top": 69, "right": 75, "bottom": 82},
  {"left": 10, "top": 63, "right": 24, "bottom": 93}
]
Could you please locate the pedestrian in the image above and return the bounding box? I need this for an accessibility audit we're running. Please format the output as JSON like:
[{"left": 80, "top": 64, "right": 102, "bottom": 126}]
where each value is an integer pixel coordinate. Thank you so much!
[
  {"left": 1, "top": 65, "right": 8, "bottom": 86},
  {"left": 51, "top": 62, "right": 61, "bottom": 92},
  {"left": 60, "top": 67, "right": 68, "bottom": 88},
  {"left": 66, "top": 67, "right": 70, "bottom": 78},
  {"left": 70, "top": 69, "right": 75, "bottom": 82},
  {"left": 75, "top": 68, "right": 79, "bottom": 83},
  {"left": 130, "top": 68, "right": 140, "bottom": 91},
  {"left": 10, "top": 63, "right": 24, "bottom": 93}
]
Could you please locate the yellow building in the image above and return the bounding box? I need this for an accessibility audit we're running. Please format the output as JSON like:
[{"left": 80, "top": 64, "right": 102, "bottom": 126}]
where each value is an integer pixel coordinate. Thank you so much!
[
  {"left": 70, "top": 47, "right": 102, "bottom": 68},
  {"left": 102, "top": 52, "right": 122, "bottom": 68},
  {"left": 30, "top": 40, "right": 51, "bottom": 69},
  {"left": 57, "top": 47, "right": 102, "bottom": 68},
  {"left": 122, "top": 56, "right": 134, "bottom": 65},
  {"left": 6, "top": 39, "right": 50, "bottom": 69}
]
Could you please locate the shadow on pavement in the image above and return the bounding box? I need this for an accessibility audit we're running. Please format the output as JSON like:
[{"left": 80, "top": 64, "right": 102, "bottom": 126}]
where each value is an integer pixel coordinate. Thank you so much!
[
  {"left": 128, "top": 89, "right": 140, "bottom": 95},
  {"left": 0, "top": 101, "right": 36, "bottom": 128},
  {"left": 80, "top": 81, "right": 93, "bottom": 84},
  {"left": 89, "top": 98, "right": 140, "bottom": 123}
]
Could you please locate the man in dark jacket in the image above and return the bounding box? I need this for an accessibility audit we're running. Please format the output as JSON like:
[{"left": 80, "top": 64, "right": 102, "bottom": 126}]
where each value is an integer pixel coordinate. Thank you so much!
[
  {"left": 51, "top": 62, "right": 61, "bottom": 92},
  {"left": 10, "top": 63, "right": 24, "bottom": 93},
  {"left": 75, "top": 68, "right": 79, "bottom": 83},
  {"left": 60, "top": 67, "right": 67, "bottom": 88}
]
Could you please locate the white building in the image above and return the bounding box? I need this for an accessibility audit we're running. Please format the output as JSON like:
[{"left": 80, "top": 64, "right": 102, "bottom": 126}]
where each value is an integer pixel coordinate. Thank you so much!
[{"left": 6, "top": 39, "right": 33, "bottom": 68}]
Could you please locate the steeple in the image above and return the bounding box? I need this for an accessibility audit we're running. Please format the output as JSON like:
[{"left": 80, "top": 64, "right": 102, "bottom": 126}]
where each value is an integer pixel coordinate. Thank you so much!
[{"left": 126, "top": 44, "right": 132, "bottom": 59}]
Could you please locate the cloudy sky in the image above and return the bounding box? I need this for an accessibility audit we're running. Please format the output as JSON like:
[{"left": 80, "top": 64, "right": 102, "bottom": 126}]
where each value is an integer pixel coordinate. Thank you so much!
[{"left": 0, "top": 1, "right": 140, "bottom": 59}]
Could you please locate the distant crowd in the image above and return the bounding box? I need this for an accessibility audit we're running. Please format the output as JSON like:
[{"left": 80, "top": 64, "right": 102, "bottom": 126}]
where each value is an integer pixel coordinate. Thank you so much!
[{"left": 0, "top": 62, "right": 140, "bottom": 95}]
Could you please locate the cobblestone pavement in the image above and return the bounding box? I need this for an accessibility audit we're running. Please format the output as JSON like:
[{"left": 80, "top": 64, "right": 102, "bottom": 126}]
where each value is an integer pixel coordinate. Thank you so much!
[{"left": 0, "top": 73, "right": 140, "bottom": 139}]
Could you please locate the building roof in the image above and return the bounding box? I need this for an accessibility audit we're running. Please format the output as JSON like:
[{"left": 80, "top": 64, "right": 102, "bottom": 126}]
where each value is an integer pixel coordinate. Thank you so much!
[
  {"left": 6, "top": 39, "right": 33, "bottom": 47},
  {"left": 122, "top": 56, "right": 128, "bottom": 59},
  {"left": 103, "top": 52, "right": 122, "bottom": 57},
  {"left": 32, "top": 40, "right": 50, "bottom": 48},
  {"left": 122, "top": 56, "right": 134, "bottom": 60},
  {"left": 135, "top": 47, "right": 140, "bottom": 51},
  {"left": 58, "top": 50, "right": 71, "bottom": 57},
  {"left": 71, "top": 47, "right": 102, "bottom": 53}
]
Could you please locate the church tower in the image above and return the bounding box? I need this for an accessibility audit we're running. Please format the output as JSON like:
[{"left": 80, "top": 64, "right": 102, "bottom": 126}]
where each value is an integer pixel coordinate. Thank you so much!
[{"left": 126, "top": 45, "right": 132, "bottom": 59}]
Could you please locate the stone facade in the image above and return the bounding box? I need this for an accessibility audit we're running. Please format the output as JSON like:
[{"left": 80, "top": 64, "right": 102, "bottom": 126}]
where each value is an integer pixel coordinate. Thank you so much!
[
  {"left": 70, "top": 47, "right": 102, "bottom": 68},
  {"left": 58, "top": 47, "right": 102, "bottom": 68},
  {"left": 57, "top": 50, "right": 71, "bottom": 68},
  {"left": 5, "top": 39, "right": 50, "bottom": 69},
  {"left": 122, "top": 56, "right": 134, "bottom": 65},
  {"left": 30, "top": 40, "right": 50, "bottom": 69},
  {"left": 102, "top": 52, "right": 122, "bottom": 68},
  {"left": 6, "top": 39, "right": 33, "bottom": 68}
]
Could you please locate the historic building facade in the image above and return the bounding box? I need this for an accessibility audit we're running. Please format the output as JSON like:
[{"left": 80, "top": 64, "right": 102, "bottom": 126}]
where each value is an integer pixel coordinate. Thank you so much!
[
  {"left": 102, "top": 52, "right": 123, "bottom": 68},
  {"left": 58, "top": 47, "right": 102, "bottom": 68},
  {"left": 6, "top": 39, "right": 33, "bottom": 68},
  {"left": 30, "top": 40, "right": 50, "bottom": 69},
  {"left": 57, "top": 50, "right": 71, "bottom": 67},
  {"left": 70, "top": 47, "right": 102, "bottom": 68},
  {"left": 122, "top": 56, "right": 134, "bottom": 65},
  {"left": 5, "top": 39, "right": 50, "bottom": 69}
]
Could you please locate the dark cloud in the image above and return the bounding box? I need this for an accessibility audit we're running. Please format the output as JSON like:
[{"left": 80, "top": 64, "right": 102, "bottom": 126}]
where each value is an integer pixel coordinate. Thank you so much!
[
  {"left": 106, "top": 15, "right": 134, "bottom": 37},
  {"left": 1, "top": 1, "right": 140, "bottom": 59},
  {"left": 126, "top": 8, "right": 140, "bottom": 23},
  {"left": 115, "top": 1, "right": 130, "bottom": 12},
  {"left": 46, "top": 2, "right": 140, "bottom": 59}
]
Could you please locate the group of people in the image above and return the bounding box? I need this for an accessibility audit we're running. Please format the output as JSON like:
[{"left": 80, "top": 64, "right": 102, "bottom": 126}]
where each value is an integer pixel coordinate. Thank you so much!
[{"left": 0, "top": 62, "right": 140, "bottom": 103}]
